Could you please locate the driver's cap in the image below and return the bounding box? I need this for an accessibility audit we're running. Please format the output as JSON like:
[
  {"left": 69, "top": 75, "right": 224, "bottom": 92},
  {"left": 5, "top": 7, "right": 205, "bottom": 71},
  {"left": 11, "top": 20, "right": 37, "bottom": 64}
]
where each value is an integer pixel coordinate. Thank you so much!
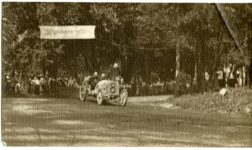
[
  {"left": 94, "top": 72, "right": 98, "bottom": 77},
  {"left": 113, "top": 63, "right": 119, "bottom": 68}
]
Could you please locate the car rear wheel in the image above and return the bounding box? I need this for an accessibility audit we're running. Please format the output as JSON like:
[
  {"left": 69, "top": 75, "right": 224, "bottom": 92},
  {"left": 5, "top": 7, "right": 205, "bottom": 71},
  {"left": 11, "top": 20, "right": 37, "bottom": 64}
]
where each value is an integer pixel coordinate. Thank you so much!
[
  {"left": 120, "top": 89, "right": 128, "bottom": 106},
  {"left": 97, "top": 91, "right": 104, "bottom": 105},
  {"left": 79, "top": 85, "right": 87, "bottom": 101}
]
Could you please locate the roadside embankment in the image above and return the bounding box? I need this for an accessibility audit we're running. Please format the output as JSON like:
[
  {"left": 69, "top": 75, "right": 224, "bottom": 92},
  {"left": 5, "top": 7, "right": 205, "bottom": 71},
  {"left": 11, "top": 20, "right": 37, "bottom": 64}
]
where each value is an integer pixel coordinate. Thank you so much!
[{"left": 167, "top": 87, "right": 252, "bottom": 116}]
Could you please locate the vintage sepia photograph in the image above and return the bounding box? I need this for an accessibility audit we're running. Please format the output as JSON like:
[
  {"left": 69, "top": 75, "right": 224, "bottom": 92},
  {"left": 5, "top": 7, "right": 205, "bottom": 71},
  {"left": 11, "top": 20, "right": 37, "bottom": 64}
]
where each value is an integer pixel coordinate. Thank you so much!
[{"left": 1, "top": 2, "right": 252, "bottom": 147}]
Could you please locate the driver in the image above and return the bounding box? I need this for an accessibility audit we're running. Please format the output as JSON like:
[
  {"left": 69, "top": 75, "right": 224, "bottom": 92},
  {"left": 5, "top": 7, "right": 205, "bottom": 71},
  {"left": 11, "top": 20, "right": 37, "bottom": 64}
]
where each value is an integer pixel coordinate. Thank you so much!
[
  {"left": 101, "top": 73, "right": 106, "bottom": 80},
  {"left": 108, "top": 62, "right": 121, "bottom": 81},
  {"left": 88, "top": 72, "right": 99, "bottom": 90}
]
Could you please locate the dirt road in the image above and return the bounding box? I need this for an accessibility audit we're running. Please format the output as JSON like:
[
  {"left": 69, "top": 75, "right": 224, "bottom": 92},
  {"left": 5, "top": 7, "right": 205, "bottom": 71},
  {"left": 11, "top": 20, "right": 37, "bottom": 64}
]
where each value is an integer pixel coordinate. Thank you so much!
[{"left": 2, "top": 94, "right": 252, "bottom": 146}]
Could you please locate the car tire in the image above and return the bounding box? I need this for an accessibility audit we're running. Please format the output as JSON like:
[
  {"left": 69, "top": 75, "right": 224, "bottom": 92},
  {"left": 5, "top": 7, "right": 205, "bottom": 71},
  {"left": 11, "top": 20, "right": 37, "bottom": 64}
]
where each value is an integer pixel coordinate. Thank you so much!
[
  {"left": 120, "top": 89, "right": 128, "bottom": 106},
  {"left": 79, "top": 85, "right": 87, "bottom": 101},
  {"left": 97, "top": 90, "right": 104, "bottom": 105}
]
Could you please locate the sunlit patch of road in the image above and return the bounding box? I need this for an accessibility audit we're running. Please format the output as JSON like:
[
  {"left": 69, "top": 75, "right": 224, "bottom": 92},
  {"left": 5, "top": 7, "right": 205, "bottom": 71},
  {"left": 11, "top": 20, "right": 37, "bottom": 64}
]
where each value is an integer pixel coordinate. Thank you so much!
[{"left": 2, "top": 97, "right": 252, "bottom": 146}]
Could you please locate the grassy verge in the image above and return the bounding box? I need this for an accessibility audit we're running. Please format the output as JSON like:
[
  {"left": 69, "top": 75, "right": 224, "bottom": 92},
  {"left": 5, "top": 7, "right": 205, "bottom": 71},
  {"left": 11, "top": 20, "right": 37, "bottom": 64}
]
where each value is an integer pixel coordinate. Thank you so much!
[
  {"left": 2, "top": 87, "right": 79, "bottom": 99},
  {"left": 169, "top": 87, "right": 252, "bottom": 116}
]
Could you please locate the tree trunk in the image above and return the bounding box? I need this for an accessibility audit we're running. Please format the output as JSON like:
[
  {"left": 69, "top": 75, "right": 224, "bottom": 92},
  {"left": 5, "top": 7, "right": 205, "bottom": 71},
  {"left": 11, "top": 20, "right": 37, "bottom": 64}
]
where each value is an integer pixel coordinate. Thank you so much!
[
  {"left": 210, "top": 25, "right": 224, "bottom": 90},
  {"left": 193, "top": 51, "right": 198, "bottom": 86},
  {"left": 249, "top": 62, "right": 252, "bottom": 88},
  {"left": 175, "top": 42, "right": 180, "bottom": 78},
  {"left": 247, "top": 21, "right": 252, "bottom": 88},
  {"left": 197, "top": 43, "right": 204, "bottom": 91},
  {"left": 144, "top": 52, "right": 150, "bottom": 83}
]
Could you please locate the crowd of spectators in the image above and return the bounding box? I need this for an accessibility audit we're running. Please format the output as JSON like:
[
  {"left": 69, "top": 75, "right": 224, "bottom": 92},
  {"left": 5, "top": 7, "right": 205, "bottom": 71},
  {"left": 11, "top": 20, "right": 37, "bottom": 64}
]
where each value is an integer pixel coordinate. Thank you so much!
[
  {"left": 3, "top": 72, "right": 79, "bottom": 96},
  {"left": 128, "top": 63, "right": 249, "bottom": 96},
  {"left": 127, "top": 71, "right": 177, "bottom": 96},
  {"left": 127, "top": 80, "right": 176, "bottom": 96},
  {"left": 3, "top": 63, "right": 248, "bottom": 97},
  {"left": 216, "top": 64, "right": 248, "bottom": 88}
]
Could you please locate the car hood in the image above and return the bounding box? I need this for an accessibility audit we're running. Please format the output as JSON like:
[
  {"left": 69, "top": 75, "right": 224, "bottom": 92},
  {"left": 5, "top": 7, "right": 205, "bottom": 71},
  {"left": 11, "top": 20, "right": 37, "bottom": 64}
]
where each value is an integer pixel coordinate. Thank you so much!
[{"left": 97, "top": 80, "right": 114, "bottom": 87}]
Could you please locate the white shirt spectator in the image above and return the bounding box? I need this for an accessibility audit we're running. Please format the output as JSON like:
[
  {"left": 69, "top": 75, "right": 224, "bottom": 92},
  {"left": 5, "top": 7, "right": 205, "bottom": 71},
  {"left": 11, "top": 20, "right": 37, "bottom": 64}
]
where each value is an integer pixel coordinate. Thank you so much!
[
  {"left": 40, "top": 77, "right": 45, "bottom": 84},
  {"left": 224, "top": 66, "right": 231, "bottom": 79},
  {"left": 34, "top": 78, "right": 40, "bottom": 85},
  {"left": 205, "top": 72, "right": 210, "bottom": 81},
  {"left": 217, "top": 70, "right": 224, "bottom": 79},
  {"left": 229, "top": 71, "right": 235, "bottom": 79},
  {"left": 236, "top": 69, "right": 243, "bottom": 86}
]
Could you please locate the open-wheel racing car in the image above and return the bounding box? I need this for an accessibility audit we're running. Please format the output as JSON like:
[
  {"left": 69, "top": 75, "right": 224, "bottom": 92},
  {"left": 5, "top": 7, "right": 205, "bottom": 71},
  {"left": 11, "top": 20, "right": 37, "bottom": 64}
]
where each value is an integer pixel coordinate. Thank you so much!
[{"left": 79, "top": 76, "right": 128, "bottom": 106}]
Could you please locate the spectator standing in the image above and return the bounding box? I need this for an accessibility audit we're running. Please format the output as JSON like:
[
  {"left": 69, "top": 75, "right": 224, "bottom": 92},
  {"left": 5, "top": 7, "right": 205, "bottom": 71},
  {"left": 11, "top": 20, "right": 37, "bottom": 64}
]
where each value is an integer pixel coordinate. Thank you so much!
[
  {"left": 217, "top": 68, "right": 224, "bottom": 88},
  {"left": 33, "top": 77, "right": 40, "bottom": 95},
  {"left": 14, "top": 72, "right": 20, "bottom": 93},
  {"left": 141, "top": 81, "right": 147, "bottom": 96},
  {"left": 5, "top": 74, "right": 12, "bottom": 94},
  {"left": 48, "top": 77, "right": 52, "bottom": 94},
  {"left": 224, "top": 64, "right": 231, "bottom": 87},
  {"left": 136, "top": 75, "right": 143, "bottom": 96},
  {"left": 40, "top": 76, "right": 46, "bottom": 95},
  {"left": 229, "top": 65, "right": 236, "bottom": 87},
  {"left": 130, "top": 77, "right": 135, "bottom": 96},
  {"left": 204, "top": 71, "right": 210, "bottom": 91},
  {"left": 73, "top": 78, "right": 77, "bottom": 88},
  {"left": 28, "top": 77, "right": 33, "bottom": 94},
  {"left": 68, "top": 77, "right": 74, "bottom": 88},
  {"left": 242, "top": 66, "right": 246, "bottom": 86}
]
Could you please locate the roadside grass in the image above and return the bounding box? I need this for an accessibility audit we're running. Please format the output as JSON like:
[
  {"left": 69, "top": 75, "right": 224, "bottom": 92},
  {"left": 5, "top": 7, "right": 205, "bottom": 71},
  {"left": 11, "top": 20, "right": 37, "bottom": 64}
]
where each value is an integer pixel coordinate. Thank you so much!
[
  {"left": 169, "top": 87, "right": 252, "bottom": 116},
  {"left": 2, "top": 87, "right": 79, "bottom": 99},
  {"left": 47, "top": 87, "right": 79, "bottom": 99}
]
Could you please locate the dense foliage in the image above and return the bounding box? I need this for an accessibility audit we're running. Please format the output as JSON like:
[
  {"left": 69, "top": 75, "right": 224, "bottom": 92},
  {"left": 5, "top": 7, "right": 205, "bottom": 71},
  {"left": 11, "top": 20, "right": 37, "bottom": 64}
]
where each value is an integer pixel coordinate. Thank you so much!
[{"left": 2, "top": 3, "right": 251, "bottom": 91}]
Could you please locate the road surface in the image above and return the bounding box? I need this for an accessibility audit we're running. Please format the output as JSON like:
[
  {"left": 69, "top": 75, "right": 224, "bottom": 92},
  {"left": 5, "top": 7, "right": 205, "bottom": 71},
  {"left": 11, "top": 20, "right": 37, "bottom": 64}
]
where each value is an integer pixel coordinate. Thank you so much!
[{"left": 2, "top": 92, "right": 252, "bottom": 146}]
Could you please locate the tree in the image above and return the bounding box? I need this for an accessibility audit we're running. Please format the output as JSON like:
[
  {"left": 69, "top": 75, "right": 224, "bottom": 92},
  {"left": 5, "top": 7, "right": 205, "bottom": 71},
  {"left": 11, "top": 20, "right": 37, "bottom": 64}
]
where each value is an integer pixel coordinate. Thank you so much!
[
  {"left": 216, "top": 4, "right": 252, "bottom": 87},
  {"left": 2, "top": 3, "right": 249, "bottom": 93}
]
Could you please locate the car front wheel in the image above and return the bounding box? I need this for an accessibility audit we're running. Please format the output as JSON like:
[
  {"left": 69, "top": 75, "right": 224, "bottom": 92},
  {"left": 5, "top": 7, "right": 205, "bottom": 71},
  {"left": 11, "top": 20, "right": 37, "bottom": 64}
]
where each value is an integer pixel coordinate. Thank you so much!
[
  {"left": 97, "top": 90, "right": 104, "bottom": 105},
  {"left": 79, "top": 85, "right": 87, "bottom": 101},
  {"left": 120, "top": 89, "right": 128, "bottom": 106}
]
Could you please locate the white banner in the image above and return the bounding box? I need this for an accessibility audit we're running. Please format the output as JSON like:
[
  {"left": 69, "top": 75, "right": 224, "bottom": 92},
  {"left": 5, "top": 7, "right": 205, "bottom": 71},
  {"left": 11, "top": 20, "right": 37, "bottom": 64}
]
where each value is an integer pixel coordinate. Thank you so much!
[{"left": 39, "top": 25, "right": 95, "bottom": 39}]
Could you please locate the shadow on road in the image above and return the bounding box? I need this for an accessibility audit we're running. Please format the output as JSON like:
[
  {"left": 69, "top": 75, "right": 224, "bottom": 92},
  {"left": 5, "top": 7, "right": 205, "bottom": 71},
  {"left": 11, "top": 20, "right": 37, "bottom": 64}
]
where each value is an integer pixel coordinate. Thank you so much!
[{"left": 2, "top": 96, "right": 252, "bottom": 146}]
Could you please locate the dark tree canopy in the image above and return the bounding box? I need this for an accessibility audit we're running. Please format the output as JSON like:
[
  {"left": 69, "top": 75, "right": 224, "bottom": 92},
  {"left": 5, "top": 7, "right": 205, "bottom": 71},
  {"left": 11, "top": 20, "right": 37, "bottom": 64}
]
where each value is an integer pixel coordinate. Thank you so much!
[{"left": 2, "top": 3, "right": 251, "bottom": 87}]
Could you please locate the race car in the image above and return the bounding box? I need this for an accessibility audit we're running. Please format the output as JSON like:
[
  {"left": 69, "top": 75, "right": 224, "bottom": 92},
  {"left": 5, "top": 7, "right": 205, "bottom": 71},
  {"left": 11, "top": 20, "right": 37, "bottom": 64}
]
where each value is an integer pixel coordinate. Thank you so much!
[{"left": 79, "top": 76, "right": 128, "bottom": 106}]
